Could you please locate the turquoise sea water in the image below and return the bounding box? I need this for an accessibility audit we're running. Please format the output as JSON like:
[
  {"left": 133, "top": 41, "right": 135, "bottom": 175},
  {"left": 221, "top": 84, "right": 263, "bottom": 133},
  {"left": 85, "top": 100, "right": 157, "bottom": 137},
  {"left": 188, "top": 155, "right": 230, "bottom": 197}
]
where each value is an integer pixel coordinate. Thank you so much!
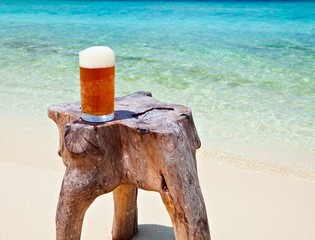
[{"left": 0, "top": 1, "right": 314, "bottom": 175}]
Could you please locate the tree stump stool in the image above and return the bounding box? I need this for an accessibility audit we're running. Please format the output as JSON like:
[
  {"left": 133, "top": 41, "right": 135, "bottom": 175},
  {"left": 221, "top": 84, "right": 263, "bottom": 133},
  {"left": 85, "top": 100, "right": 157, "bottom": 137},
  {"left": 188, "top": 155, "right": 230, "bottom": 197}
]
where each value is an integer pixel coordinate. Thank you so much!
[{"left": 48, "top": 91, "right": 210, "bottom": 240}]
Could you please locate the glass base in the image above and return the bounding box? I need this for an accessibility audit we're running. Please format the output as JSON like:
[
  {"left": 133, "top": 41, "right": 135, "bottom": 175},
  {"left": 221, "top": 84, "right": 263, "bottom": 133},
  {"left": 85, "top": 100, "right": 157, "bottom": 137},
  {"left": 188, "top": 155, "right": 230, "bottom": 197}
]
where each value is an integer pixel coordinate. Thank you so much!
[{"left": 81, "top": 112, "right": 114, "bottom": 123}]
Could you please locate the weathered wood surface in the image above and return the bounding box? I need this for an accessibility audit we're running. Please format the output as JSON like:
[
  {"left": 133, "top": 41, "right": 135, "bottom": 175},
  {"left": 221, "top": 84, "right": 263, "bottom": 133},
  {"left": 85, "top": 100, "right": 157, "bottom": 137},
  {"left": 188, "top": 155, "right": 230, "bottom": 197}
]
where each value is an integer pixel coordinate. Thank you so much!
[{"left": 48, "top": 91, "right": 210, "bottom": 240}]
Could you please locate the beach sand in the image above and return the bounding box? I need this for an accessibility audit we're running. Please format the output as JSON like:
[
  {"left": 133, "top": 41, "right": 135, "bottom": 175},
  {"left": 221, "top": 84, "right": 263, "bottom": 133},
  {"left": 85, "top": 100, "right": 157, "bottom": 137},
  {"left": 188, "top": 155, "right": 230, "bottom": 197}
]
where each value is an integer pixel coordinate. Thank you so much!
[{"left": 1, "top": 116, "right": 315, "bottom": 240}]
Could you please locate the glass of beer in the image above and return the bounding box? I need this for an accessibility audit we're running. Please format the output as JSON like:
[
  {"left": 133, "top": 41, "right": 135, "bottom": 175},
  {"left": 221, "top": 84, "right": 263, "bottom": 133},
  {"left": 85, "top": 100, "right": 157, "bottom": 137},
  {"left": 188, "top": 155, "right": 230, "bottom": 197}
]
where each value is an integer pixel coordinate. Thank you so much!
[{"left": 79, "top": 46, "right": 115, "bottom": 122}]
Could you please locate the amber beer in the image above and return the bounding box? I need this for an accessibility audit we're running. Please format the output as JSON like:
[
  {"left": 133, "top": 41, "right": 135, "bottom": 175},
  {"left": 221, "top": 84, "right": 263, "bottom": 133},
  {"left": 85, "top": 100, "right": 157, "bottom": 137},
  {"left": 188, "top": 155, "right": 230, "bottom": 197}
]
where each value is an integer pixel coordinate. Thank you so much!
[{"left": 79, "top": 46, "right": 115, "bottom": 122}]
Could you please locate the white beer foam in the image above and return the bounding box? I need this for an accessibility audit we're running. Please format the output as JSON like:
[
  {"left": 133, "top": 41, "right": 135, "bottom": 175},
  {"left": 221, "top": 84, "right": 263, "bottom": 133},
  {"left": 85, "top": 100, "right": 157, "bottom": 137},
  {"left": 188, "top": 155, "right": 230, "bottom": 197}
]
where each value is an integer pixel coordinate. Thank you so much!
[{"left": 79, "top": 46, "right": 115, "bottom": 68}]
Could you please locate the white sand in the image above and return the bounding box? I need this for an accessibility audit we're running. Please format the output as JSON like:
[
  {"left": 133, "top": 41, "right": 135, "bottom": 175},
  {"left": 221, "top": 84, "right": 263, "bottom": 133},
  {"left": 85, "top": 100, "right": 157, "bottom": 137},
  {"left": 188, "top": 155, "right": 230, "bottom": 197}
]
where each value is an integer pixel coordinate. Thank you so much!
[{"left": 1, "top": 116, "right": 315, "bottom": 239}]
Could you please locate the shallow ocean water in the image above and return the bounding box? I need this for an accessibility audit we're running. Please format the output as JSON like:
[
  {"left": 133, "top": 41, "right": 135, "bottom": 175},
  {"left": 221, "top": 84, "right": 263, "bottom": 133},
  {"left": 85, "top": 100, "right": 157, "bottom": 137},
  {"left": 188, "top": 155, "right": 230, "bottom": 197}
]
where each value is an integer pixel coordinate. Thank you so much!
[{"left": 0, "top": 0, "right": 314, "bottom": 175}]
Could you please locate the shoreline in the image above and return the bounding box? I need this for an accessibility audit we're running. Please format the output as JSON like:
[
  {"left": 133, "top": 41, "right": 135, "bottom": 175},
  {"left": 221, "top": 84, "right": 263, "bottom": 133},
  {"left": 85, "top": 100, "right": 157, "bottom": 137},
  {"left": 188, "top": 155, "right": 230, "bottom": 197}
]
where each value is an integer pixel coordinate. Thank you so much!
[
  {"left": 198, "top": 143, "right": 315, "bottom": 182},
  {"left": 1, "top": 113, "right": 314, "bottom": 179}
]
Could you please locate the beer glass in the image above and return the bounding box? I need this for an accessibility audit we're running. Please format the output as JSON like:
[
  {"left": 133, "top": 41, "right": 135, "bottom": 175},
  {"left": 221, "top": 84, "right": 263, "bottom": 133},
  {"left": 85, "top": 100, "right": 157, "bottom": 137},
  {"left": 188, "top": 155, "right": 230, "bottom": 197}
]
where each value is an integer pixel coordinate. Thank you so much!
[{"left": 79, "top": 46, "right": 115, "bottom": 122}]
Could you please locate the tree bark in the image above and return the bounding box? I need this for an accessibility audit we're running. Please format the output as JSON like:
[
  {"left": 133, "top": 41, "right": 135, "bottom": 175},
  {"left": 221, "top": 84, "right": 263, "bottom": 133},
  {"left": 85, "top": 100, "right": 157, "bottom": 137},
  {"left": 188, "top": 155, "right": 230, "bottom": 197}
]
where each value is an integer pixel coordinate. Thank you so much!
[{"left": 49, "top": 91, "right": 210, "bottom": 240}]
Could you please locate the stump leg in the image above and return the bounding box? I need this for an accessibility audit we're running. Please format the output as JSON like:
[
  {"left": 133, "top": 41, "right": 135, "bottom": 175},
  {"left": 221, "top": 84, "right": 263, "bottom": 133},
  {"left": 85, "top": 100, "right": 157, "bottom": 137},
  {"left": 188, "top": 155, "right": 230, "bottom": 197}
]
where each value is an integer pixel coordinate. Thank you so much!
[
  {"left": 112, "top": 185, "right": 138, "bottom": 240},
  {"left": 56, "top": 168, "right": 101, "bottom": 240},
  {"left": 159, "top": 151, "right": 210, "bottom": 239},
  {"left": 161, "top": 187, "right": 210, "bottom": 240}
]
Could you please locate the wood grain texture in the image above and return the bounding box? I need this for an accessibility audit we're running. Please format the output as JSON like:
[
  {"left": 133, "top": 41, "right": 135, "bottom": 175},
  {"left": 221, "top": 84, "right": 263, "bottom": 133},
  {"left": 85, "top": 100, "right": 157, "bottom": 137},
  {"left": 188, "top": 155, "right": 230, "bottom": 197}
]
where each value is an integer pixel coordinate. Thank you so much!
[{"left": 48, "top": 91, "right": 210, "bottom": 240}]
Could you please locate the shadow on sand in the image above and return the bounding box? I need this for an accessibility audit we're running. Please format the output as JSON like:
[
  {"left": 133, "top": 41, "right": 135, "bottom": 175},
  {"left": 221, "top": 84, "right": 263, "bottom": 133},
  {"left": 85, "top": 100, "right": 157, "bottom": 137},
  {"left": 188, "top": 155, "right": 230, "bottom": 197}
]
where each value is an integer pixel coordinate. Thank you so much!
[{"left": 132, "top": 224, "right": 174, "bottom": 240}]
